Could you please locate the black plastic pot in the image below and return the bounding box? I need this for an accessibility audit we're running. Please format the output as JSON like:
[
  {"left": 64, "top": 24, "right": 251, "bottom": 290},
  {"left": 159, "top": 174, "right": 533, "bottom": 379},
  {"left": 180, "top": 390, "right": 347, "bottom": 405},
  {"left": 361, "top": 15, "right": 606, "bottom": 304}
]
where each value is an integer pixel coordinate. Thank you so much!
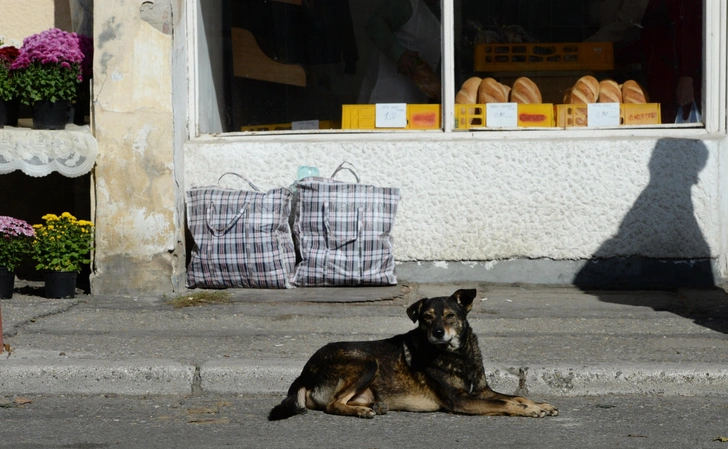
[
  {"left": 0, "top": 267, "right": 14, "bottom": 299},
  {"left": 32, "top": 100, "right": 71, "bottom": 130},
  {"left": 43, "top": 270, "right": 78, "bottom": 298}
]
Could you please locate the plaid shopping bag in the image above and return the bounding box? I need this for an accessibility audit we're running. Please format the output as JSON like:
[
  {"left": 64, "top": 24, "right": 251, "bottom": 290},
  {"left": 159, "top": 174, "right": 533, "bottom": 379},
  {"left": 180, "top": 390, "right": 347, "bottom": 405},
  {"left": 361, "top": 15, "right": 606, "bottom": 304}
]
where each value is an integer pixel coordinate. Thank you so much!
[
  {"left": 293, "top": 163, "right": 400, "bottom": 286},
  {"left": 186, "top": 174, "right": 296, "bottom": 289}
]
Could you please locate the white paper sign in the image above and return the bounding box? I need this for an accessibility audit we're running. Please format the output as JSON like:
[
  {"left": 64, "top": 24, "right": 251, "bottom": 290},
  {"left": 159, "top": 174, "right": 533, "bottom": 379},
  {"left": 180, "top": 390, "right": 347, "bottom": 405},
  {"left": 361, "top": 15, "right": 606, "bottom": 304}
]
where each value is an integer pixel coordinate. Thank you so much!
[
  {"left": 587, "top": 103, "right": 620, "bottom": 127},
  {"left": 486, "top": 103, "right": 518, "bottom": 127},
  {"left": 376, "top": 103, "right": 407, "bottom": 128},
  {"left": 292, "top": 120, "right": 320, "bottom": 130}
]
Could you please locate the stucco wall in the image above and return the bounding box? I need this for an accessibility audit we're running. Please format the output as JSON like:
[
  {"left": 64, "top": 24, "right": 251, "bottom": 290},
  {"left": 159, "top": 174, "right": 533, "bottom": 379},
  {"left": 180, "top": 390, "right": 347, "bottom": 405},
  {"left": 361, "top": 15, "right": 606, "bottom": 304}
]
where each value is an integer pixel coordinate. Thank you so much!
[
  {"left": 184, "top": 134, "right": 725, "bottom": 284},
  {"left": 91, "top": 0, "right": 181, "bottom": 294},
  {"left": 0, "top": 0, "right": 71, "bottom": 43}
]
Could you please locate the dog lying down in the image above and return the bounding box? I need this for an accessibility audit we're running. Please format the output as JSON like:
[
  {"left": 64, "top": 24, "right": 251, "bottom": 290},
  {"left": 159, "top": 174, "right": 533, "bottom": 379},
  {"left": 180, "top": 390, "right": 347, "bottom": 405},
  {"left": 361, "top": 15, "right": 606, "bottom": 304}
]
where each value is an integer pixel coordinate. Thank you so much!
[{"left": 269, "top": 289, "right": 558, "bottom": 420}]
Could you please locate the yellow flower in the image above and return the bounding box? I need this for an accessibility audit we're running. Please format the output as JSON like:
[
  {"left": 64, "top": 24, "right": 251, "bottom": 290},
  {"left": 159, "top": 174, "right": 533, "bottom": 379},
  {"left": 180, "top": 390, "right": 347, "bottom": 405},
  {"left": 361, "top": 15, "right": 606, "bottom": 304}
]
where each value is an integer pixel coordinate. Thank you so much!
[{"left": 61, "top": 212, "right": 74, "bottom": 219}]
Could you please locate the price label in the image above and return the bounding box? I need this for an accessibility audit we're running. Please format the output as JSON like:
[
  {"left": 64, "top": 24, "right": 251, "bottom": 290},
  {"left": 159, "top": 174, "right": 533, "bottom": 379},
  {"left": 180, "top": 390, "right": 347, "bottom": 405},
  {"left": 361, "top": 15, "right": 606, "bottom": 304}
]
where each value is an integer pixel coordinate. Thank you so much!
[
  {"left": 376, "top": 103, "right": 407, "bottom": 128},
  {"left": 587, "top": 103, "right": 620, "bottom": 127},
  {"left": 292, "top": 120, "right": 320, "bottom": 130},
  {"left": 486, "top": 103, "right": 518, "bottom": 127}
]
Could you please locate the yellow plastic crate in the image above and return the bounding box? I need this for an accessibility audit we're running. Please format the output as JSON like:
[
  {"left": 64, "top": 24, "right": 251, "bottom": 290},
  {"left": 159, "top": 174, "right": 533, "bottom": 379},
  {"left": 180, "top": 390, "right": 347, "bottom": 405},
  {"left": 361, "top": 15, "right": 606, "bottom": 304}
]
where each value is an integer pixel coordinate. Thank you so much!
[
  {"left": 455, "top": 103, "right": 555, "bottom": 129},
  {"left": 474, "top": 42, "right": 614, "bottom": 72},
  {"left": 555, "top": 103, "right": 661, "bottom": 127},
  {"left": 240, "top": 120, "right": 340, "bottom": 132},
  {"left": 621, "top": 103, "right": 662, "bottom": 125},
  {"left": 341, "top": 104, "right": 441, "bottom": 130}
]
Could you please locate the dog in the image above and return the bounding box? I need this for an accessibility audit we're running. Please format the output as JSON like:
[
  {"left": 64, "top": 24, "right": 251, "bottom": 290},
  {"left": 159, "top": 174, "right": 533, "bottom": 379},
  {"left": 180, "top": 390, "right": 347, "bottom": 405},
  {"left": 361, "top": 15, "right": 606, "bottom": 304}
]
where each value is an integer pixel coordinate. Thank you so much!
[{"left": 268, "top": 289, "right": 558, "bottom": 420}]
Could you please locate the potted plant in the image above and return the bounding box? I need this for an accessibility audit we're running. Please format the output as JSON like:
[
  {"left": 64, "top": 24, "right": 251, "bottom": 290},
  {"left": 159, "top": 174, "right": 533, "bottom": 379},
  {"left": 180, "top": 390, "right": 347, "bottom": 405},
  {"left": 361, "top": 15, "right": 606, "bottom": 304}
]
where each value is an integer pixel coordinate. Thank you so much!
[
  {"left": 32, "top": 212, "right": 94, "bottom": 298},
  {"left": 0, "top": 41, "right": 20, "bottom": 127},
  {"left": 10, "top": 28, "right": 88, "bottom": 129},
  {"left": 0, "top": 216, "right": 35, "bottom": 298}
]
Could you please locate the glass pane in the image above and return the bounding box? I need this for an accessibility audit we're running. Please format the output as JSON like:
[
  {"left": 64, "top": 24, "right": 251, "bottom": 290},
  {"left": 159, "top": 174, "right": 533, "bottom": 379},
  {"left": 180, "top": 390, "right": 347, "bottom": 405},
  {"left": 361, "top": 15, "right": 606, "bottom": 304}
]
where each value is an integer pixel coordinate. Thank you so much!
[
  {"left": 198, "top": 0, "right": 444, "bottom": 134},
  {"left": 455, "top": 0, "right": 703, "bottom": 128}
]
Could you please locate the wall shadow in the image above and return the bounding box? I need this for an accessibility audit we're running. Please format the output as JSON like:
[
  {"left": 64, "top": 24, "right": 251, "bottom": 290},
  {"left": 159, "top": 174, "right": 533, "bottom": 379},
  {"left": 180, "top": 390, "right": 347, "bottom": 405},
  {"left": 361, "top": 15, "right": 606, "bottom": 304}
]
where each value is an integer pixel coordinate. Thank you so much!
[{"left": 573, "top": 138, "right": 728, "bottom": 334}]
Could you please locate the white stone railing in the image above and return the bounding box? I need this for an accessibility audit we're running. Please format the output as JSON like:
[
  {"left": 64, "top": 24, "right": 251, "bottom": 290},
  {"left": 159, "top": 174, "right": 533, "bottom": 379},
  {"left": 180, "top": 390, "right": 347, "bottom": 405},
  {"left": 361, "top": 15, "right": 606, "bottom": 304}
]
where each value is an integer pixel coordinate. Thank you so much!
[{"left": 0, "top": 125, "right": 97, "bottom": 178}]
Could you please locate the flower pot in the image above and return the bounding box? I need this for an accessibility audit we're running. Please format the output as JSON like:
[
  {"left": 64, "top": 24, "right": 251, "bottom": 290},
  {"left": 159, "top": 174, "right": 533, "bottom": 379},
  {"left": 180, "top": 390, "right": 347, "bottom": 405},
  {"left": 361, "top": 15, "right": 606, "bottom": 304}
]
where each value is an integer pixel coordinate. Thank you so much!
[
  {"left": 0, "top": 267, "right": 15, "bottom": 299},
  {"left": 43, "top": 270, "right": 78, "bottom": 299},
  {"left": 32, "top": 100, "right": 71, "bottom": 130},
  {"left": 0, "top": 98, "right": 20, "bottom": 127}
]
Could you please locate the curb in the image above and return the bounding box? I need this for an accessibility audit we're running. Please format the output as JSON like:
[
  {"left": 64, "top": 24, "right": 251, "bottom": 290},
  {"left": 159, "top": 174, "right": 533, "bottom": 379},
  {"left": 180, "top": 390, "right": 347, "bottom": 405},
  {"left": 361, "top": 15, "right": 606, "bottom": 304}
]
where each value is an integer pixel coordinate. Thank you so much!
[{"left": 3, "top": 359, "right": 728, "bottom": 397}]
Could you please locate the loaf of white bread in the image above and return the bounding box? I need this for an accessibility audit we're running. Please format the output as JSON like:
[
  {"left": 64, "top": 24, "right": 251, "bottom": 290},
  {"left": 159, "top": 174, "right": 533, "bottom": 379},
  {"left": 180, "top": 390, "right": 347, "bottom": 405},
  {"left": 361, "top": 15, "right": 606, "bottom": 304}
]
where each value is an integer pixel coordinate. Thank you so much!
[
  {"left": 621, "top": 80, "right": 648, "bottom": 103},
  {"left": 568, "top": 75, "right": 599, "bottom": 104},
  {"left": 455, "top": 77, "right": 482, "bottom": 104},
  {"left": 510, "top": 77, "right": 542, "bottom": 104},
  {"left": 478, "top": 77, "right": 509, "bottom": 103},
  {"left": 598, "top": 79, "right": 622, "bottom": 103}
]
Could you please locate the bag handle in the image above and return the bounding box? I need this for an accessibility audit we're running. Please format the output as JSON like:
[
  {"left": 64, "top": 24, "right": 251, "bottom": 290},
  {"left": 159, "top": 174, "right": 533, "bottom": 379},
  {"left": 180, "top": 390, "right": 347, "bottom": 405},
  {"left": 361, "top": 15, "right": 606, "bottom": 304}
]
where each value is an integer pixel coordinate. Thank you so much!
[
  {"left": 329, "top": 161, "right": 361, "bottom": 183},
  {"left": 206, "top": 200, "right": 250, "bottom": 236},
  {"left": 218, "top": 172, "right": 261, "bottom": 191}
]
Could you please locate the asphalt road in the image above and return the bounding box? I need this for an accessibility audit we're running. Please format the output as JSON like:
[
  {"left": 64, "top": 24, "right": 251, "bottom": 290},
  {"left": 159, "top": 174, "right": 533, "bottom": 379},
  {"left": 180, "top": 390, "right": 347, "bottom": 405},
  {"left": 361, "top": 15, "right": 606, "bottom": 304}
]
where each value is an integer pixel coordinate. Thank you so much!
[{"left": 0, "top": 393, "right": 726, "bottom": 449}]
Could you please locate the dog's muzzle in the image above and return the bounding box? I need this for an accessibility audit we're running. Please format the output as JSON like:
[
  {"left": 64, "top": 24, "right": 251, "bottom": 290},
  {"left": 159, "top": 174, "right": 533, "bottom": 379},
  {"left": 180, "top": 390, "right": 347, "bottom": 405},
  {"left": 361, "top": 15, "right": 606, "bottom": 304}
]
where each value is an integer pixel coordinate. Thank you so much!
[{"left": 429, "top": 328, "right": 451, "bottom": 345}]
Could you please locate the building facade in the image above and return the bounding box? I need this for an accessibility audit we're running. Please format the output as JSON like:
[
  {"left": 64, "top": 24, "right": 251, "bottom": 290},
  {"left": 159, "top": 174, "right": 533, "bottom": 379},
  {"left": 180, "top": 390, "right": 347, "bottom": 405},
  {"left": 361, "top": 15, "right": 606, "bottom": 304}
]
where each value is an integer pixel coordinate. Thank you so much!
[{"left": 2, "top": 0, "right": 726, "bottom": 294}]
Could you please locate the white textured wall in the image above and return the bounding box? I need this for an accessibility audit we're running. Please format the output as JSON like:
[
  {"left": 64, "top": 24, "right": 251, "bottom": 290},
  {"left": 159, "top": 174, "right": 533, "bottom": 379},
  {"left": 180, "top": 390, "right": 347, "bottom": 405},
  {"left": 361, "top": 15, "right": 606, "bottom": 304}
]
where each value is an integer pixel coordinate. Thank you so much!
[{"left": 185, "top": 136, "right": 721, "bottom": 263}]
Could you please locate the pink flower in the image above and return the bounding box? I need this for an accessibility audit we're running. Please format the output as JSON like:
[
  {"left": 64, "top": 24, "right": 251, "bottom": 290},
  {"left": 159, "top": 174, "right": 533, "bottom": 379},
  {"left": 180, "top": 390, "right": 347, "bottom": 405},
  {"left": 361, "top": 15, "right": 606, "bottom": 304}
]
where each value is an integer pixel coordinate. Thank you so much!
[
  {"left": 0, "top": 216, "right": 36, "bottom": 238},
  {"left": 10, "top": 28, "right": 85, "bottom": 71}
]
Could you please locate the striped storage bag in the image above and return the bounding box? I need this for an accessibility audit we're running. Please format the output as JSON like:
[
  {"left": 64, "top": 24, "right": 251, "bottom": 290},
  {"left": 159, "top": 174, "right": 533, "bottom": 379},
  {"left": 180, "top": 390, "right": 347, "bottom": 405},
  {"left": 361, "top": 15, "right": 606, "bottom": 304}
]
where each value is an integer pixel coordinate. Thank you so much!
[
  {"left": 186, "top": 173, "right": 296, "bottom": 289},
  {"left": 292, "top": 163, "right": 400, "bottom": 286}
]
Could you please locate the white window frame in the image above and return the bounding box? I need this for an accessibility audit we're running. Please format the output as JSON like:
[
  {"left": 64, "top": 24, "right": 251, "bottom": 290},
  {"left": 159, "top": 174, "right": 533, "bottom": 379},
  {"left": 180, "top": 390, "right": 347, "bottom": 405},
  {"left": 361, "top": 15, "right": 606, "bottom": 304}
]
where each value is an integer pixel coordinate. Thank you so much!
[{"left": 185, "top": 0, "right": 727, "bottom": 141}]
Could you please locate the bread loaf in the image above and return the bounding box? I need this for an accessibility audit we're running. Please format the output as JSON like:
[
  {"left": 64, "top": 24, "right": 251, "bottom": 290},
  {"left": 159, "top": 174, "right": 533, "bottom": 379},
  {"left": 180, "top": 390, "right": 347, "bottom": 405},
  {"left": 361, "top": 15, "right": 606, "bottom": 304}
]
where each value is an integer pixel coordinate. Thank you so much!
[
  {"left": 598, "top": 79, "right": 622, "bottom": 103},
  {"left": 477, "top": 77, "right": 507, "bottom": 103},
  {"left": 510, "top": 77, "right": 542, "bottom": 104},
  {"left": 622, "top": 80, "right": 647, "bottom": 103},
  {"left": 562, "top": 87, "right": 573, "bottom": 104},
  {"left": 569, "top": 75, "right": 599, "bottom": 104},
  {"left": 501, "top": 84, "right": 511, "bottom": 101},
  {"left": 455, "top": 77, "right": 482, "bottom": 104}
]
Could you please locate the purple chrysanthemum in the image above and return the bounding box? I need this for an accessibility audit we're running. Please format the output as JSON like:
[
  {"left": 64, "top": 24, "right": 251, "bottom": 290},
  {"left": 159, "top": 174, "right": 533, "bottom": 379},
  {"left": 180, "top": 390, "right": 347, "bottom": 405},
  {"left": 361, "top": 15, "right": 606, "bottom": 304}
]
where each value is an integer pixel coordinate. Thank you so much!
[
  {"left": 0, "top": 216, "right": 36, "bottom": 238},
  {"left": 10, "top": 28, "right": 86, "bottom": 76}
]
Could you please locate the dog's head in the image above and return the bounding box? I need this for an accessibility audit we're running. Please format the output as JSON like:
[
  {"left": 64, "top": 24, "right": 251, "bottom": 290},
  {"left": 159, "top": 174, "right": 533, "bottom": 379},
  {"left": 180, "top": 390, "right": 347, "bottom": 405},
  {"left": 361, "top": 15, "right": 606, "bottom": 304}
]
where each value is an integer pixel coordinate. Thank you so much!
[{"left": 406, "top": 289, "right": 477, "bottom": 351}]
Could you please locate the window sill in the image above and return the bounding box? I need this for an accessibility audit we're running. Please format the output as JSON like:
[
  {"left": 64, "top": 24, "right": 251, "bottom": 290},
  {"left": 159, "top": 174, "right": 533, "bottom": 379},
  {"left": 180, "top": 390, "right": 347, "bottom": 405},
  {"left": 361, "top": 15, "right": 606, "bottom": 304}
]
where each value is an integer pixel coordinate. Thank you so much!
[{"left": 191, "top": 123, "right": 715, "bottom": 144}]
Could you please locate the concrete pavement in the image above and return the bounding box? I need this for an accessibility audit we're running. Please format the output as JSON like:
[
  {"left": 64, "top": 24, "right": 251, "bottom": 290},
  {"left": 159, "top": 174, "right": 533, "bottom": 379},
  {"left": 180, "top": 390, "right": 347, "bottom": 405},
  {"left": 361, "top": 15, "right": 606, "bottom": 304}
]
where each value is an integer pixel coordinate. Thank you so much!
[{"left": 1, "top": 280, "right": 728, "bottom": 398}]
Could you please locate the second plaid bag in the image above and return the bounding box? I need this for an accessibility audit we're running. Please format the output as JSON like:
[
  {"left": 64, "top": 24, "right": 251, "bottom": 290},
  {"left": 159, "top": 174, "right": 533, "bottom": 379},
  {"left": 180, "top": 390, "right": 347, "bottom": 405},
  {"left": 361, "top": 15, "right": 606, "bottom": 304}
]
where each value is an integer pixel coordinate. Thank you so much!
[{"left": 292, "top": 164, "right": 400, "bottom": 286}]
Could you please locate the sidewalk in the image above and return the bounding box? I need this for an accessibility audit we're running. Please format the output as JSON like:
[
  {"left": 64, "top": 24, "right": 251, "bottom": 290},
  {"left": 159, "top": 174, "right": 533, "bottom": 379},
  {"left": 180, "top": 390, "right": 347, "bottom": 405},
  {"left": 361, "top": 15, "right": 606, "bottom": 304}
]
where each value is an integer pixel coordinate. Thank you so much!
[{"left": 1, "top": 281, "right": 728, "bottom": 398}]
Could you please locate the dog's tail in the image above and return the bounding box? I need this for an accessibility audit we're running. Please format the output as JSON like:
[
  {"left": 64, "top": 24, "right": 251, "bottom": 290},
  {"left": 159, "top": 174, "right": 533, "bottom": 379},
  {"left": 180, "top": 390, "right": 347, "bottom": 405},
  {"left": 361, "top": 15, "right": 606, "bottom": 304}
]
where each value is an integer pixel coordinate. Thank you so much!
[{"left": 268, "top": 380, "right": 307, "bottom": 421}]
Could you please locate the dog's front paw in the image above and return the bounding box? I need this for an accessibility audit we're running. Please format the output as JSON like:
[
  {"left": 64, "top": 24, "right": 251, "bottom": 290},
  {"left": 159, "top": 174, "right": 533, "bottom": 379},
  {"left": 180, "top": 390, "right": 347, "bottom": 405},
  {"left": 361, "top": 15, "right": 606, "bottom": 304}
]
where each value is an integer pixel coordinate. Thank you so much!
[
  {"left": 517, "top": 402, "right": 557, "bottom": 418},
  {"left": 356, "top": 407, "right": 376, "bottom": 419},
  {"left": 536, "top": 401, "right": 559, "bottom": 416}
]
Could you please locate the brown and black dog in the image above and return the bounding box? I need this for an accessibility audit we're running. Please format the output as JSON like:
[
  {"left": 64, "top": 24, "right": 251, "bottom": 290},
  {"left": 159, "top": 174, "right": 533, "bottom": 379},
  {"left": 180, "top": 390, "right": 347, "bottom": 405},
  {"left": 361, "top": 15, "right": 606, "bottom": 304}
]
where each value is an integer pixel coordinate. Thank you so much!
[{"left": 268, "top": 289, "right": 558, "bottom": 420}]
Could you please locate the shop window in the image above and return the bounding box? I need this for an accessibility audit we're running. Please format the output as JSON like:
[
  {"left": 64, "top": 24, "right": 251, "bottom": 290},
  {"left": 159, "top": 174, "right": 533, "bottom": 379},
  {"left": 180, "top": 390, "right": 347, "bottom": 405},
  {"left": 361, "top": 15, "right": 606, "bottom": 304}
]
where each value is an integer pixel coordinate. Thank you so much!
[{"left": 193, "top": 0, "right": 705, "bottom": 134}]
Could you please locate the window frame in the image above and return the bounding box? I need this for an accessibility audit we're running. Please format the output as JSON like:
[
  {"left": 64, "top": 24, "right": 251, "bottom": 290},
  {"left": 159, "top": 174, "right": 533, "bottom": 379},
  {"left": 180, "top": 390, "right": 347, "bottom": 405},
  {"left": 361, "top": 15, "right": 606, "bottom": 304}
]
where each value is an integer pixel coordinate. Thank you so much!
[{"left": 185, "top": 0, "right": 727, "bottom": 140}]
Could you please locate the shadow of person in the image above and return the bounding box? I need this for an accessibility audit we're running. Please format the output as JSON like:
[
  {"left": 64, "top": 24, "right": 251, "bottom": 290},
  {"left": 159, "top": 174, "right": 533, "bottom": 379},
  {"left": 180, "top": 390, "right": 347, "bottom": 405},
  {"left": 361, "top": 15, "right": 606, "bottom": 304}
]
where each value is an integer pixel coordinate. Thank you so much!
[{"left": 574, "top": 138, "right": 728, "bottom": 334}]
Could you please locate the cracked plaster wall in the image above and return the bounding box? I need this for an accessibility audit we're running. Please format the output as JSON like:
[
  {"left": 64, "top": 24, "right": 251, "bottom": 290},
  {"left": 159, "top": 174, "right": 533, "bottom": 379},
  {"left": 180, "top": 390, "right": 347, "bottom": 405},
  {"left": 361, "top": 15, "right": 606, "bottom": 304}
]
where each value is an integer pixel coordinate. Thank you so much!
[{"left": 91, "top": 1, "right": 180, "bottom": 295}]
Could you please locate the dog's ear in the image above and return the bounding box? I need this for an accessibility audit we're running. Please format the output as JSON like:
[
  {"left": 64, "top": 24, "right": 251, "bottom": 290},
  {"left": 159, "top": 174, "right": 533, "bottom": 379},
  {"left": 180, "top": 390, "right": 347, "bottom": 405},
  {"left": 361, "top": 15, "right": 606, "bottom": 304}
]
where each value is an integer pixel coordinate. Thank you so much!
[
  {"left": 451, "top": 289, "right": 477, "bottom": 314},
  {"left": 406, "top": 298, "right": 425, "bottom": 323}
]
